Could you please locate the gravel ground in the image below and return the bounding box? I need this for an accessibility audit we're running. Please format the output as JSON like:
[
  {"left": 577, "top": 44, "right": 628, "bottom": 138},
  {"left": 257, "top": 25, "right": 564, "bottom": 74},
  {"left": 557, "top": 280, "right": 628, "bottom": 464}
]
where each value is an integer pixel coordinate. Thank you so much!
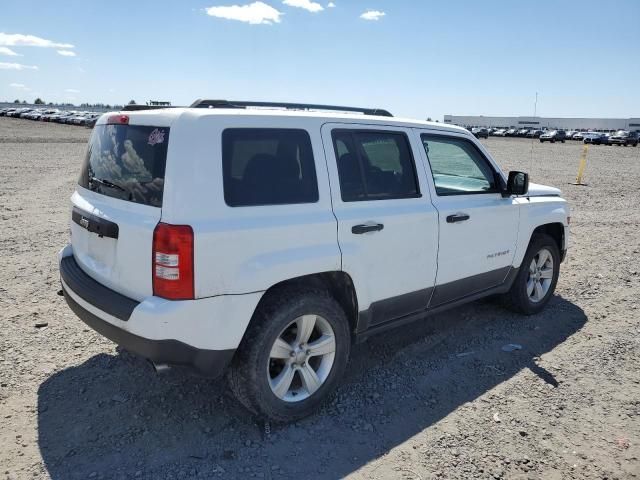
[{"left": 1, "top": 117, "right": 639, "bottom": 480}]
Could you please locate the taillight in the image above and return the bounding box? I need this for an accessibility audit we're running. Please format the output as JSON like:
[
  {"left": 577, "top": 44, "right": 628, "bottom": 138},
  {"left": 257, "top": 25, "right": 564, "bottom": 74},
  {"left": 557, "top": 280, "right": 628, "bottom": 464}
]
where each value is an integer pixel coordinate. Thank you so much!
[{"left": 152, "top": 223, "right": 194, "bottom": 300}]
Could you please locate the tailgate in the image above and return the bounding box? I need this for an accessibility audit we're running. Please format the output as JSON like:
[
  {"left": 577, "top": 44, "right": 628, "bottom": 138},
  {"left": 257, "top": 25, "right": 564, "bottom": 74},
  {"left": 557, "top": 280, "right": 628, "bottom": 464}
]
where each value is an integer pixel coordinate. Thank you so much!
[
  {"left": 70, "top": 188, "right": 161, "bottom": 301},
  {"left": 69, "top": 118, "right": 170, "bottom": 301}
]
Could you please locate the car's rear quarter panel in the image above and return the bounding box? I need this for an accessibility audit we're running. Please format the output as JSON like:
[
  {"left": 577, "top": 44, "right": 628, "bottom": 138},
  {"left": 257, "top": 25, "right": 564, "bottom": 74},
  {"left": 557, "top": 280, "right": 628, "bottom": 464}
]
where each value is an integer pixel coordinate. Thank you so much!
[{"left": 160, "top": 112, "right": 341, "bottom": 298}]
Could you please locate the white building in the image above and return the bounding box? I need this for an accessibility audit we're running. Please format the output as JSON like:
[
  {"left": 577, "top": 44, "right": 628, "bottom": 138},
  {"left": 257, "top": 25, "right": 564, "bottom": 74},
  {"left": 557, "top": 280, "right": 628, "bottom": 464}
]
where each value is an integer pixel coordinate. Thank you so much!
[{"left": 443, "top": 115, "right": 640, "bottom": 132}]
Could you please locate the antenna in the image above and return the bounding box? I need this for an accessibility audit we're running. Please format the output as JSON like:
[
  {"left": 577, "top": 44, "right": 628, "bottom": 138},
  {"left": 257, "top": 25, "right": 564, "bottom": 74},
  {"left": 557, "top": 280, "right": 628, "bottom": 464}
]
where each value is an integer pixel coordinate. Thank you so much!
[{"left": 529, "top": 92, "right": 538, "bottom": 172}]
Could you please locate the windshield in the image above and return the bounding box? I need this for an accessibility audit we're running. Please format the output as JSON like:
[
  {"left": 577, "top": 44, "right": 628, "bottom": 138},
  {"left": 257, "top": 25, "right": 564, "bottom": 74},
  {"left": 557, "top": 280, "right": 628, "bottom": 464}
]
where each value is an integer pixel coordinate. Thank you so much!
[{"left": 78, "top": 124, "right": 169, "bottom": 207}]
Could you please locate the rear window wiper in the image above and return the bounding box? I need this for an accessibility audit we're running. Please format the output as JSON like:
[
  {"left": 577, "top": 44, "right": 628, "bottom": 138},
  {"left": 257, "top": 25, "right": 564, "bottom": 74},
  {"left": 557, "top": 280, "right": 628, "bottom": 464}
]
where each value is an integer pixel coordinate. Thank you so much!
[{"left": 89, "top": 176, "right": 125, "bottom": 192}]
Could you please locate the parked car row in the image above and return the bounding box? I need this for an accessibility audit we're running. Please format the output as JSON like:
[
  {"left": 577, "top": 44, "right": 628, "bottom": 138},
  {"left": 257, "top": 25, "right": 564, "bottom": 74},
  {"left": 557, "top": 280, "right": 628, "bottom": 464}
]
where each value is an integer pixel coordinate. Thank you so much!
[
  {"left": 539, "top": 130, "right": 567, "bottom": 143},
  {"left": 573, "top": 130, "right": 639, "bottom": 146},
  {"left": 472, "top": 127, "right": 548, "bottom": 138},
  {"left": 0, "top": 107, "right": 102, "bottom": 127},
  {"left": 464, "top": 125, "right": 639, "bottom": 146}
]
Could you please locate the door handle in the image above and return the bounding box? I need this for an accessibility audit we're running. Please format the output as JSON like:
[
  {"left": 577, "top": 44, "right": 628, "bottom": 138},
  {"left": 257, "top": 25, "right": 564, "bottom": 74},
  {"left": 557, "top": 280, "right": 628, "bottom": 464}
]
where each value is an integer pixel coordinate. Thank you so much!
[
  {"left": 352, "top": 223, "right": 384, "bottom": 234},
  {"left": 446, "top": 213, "right": 470, "bottom": 223}
]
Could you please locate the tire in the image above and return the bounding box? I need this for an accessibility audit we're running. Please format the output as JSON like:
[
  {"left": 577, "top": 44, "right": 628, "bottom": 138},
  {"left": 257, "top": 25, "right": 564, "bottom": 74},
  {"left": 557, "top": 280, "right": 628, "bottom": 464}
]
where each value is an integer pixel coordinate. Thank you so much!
[
  {"left": 227, "top": 287, "right": 351, "bottom": 423},
  {"left": 561, "top": 140, "right": 565, "bottom": 143},
  {"left": 539, "top": 139, "right": 544, "bottom": 143},
  {"left": 504, "top": 233, "right": 560, "bottom": 315},
  {"left": 551, "top": 139, "right": 555, "bottom": 143}
]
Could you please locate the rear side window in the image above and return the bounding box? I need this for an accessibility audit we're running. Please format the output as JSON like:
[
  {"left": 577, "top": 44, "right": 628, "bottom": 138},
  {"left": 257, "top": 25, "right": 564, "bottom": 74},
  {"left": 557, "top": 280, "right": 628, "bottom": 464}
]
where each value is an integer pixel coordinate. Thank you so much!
[
  {"left": 78, "top": 124, "right": 169, "bottom": 207},
  {"left": 222, "top": 128, "right": 319, "bottom": 207},
  {"left": 332, "top": 130, "right": 420, "bottom": 202}
]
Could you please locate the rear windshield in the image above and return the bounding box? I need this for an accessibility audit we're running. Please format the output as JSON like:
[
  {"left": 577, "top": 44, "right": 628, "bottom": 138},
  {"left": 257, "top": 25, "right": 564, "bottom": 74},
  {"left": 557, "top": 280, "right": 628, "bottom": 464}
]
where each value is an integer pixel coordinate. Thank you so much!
[{"left": 78, "top": 124, "right": 169, "bottom": 207}]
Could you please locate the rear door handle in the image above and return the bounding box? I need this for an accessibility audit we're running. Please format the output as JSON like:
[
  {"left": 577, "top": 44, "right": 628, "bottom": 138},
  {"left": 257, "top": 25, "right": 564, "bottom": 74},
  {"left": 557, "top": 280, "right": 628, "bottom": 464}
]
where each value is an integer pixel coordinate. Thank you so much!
[
  {"left": 352, "top": 223, "right": 384, "bottom": 234},
  {"left": 446, "top": 213, "right": 470, "bottom": 223}
]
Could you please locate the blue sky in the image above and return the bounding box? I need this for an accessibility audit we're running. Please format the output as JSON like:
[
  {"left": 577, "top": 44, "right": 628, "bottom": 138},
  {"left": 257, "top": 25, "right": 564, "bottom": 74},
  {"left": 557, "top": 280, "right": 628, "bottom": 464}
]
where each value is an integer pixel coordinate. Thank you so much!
[{"left": 1, "top": 0, "right": 639, "bottom": 120}]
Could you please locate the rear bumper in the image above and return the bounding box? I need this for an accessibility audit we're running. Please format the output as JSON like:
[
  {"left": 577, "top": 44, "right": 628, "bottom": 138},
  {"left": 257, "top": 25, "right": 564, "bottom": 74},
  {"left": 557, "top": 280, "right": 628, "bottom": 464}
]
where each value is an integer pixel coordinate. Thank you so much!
[
  {"left": 61, "top": 284, "right": 234, "bottom": 377},
  {"left": 58, "top": 246, "right": 262, "bottom": 377}
]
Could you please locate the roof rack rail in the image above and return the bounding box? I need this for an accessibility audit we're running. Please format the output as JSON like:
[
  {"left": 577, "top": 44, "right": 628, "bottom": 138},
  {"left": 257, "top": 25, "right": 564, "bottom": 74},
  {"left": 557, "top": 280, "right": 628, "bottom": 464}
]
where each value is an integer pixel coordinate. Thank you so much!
[
  {"left": 122, "top": 104, "right": 178, "bottom": 111},
  {"left": 189, "top": 99, "right": 393, "bottom": 117}
]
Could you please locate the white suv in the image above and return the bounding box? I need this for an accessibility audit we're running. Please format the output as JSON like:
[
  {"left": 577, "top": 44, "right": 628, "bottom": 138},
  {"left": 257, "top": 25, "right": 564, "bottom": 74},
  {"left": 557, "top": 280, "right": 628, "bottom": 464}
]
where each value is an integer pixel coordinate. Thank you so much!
[{"left": 59, "top": 100, "right": 569, "bottom": 422}]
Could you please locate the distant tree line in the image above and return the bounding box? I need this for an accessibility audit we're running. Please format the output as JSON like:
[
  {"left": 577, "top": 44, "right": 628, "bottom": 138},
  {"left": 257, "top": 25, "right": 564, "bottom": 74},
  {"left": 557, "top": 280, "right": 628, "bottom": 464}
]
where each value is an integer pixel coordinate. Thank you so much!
[{"left": 6, "top": 99, "right": 123, "bottom": 109}]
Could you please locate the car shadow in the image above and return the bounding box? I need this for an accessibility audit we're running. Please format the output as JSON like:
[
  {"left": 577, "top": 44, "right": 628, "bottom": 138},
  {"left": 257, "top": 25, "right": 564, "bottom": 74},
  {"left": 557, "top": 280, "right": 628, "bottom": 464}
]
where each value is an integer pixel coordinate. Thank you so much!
[{"left": 37, "top": 295, "right": 586, "bottom": 479}]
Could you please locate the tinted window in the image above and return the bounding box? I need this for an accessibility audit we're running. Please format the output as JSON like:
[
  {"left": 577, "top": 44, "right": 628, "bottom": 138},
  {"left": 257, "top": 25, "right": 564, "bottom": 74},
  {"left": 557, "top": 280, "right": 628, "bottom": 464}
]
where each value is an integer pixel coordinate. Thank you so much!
[
  {"left": 333, "top": 130, "right": 419, "bottom": 202},
  {"left": 223, "top": 129, "right": 318, "bottom": 207},
  {"left": 421, "top": 135, "right": 497, "bottom": 196},
  {"left": 78, "top": 124, "right": 169, "bottom": 207}
]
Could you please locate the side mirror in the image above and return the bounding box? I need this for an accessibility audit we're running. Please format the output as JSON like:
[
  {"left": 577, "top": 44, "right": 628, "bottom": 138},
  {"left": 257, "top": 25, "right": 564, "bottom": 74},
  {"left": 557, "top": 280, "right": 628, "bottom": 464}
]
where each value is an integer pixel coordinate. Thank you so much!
[{"left": 505, "top": 171, "right": 529, "bottom": 196}]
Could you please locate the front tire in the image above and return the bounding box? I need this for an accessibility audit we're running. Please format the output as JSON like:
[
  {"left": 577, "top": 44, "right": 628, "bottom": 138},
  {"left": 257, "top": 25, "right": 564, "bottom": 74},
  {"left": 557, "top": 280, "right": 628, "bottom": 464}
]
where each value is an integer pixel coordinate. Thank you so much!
[
  {"left": 504, "top": 233, "right": 560, "bottom": 315},
  {"left": 227, "top": 288, "right": 351, "bottom": 422}
]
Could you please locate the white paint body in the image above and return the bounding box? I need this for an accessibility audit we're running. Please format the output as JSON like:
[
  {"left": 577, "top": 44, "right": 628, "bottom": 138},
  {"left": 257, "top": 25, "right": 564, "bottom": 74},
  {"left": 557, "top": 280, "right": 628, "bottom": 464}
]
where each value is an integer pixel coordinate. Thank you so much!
[{"left": 62, "top": 108, "right": 570, "bottom": 351}]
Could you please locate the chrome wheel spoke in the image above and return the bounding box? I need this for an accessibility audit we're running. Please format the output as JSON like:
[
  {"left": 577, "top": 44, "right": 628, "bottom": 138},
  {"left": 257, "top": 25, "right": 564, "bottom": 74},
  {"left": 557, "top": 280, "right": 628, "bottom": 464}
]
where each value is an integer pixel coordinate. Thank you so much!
[
  {"left": 296, "top": 315, "right": 316, "bottom": 344},
  {"left": 540, "top": 267, "right": 554, "bottom": 279},
  {"left": 306, "top": 335, "right": 336, "bottom": 357},
  {"left": 270, "top": 338, "right": 293, "bottom": 359},
  {"left": 526, "top": 278, "right": 535, "bottom": 296},
  {"left": 271, "top": 364, "right": 295, "bottom": 399},
  {"left": 529, "top": 260, "right": 537, "bottom": 274},
  {"left": 299, "top": 364, "right": 322, "bottom": 395},
  {"left": 534, "top": 281, "right": 544, "bottom": 301},
  {"left": 537, "top": 250, "right": 550, "bottom": 269}
]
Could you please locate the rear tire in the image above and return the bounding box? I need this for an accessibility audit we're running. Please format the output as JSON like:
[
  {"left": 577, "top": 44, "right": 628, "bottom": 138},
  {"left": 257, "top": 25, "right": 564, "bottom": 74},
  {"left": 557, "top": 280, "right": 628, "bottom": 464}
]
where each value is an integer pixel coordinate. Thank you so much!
[
  {"left": 504, "top": 233, "right": 560, "bottom": 315},
  {"left": 227, "top": 288, "right": 350, "bottom": 423}
]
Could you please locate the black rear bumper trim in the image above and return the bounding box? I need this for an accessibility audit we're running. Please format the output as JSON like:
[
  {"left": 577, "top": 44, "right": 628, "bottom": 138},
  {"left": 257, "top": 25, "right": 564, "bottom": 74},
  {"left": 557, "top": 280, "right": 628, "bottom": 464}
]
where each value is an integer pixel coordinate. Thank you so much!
[
  {"left": 61, "top": 282, "right": 235, "bottom": 378},
  {"left": 60, "top": 255, "right": 138, "bottom": 321}
]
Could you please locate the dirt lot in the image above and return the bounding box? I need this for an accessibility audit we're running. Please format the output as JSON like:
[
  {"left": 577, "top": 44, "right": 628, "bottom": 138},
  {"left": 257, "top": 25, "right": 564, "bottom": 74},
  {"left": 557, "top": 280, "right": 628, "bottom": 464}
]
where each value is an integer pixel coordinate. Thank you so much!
[{"left": 1, "top": 117, "right": 639, "bottom": 480}]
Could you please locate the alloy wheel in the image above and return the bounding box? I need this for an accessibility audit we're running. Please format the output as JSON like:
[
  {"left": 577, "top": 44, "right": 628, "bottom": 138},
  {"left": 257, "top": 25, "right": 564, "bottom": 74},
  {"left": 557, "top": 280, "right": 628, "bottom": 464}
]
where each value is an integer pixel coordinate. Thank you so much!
[
  {"left": 267, "top": 314, "right": 336, "bottom": 402},
  {"left": 527, "top": 248, "right": 554, "bottom": 303}
]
